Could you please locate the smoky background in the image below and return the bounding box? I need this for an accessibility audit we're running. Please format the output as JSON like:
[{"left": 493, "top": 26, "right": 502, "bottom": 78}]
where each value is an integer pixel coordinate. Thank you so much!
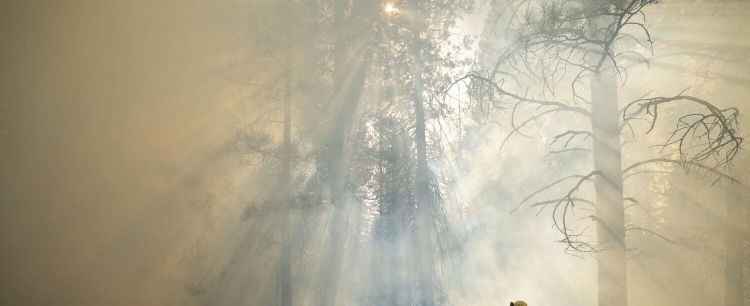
[{"left": 0, "top": 0, "right": 748, "bottom": 305}]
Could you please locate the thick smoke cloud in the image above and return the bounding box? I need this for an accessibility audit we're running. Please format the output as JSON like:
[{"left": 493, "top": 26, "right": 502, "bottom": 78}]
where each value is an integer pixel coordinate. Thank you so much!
[
  {"left": 0, "top": 1, "right": 250, "bottom": 304},
  {"left": 1, "top": 1, "right": 748, "bottom": 306}
]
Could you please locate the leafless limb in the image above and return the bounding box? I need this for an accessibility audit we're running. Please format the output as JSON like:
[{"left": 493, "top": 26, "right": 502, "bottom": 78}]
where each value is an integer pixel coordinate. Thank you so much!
[
  {"left": 622, "top": 169, "right": 671, "bottom": 181},
  {"left": 623, "top": 158, "right": 740, "bottom": 184},
  {"left": 626, "top": 226, "right": 675, "bottom": 244},
  {"left": 486, "top": 0, "right": 658, "bottom": 103},
  {"left": 457, "top": 72, "right": 591, "bottom": 117},
  {"left": 512, "top": 171, "right": 598, "bottom": 213},
  {"left": 626, "top": 247, "right": 651, "bottom": 260},
  {"left": 546, "top": 148, "right": 592, "bottom": 157},
  {"left": 514, "top": 170, "right": 601, "bottom": 253},
  {"left": 623, "top": 197, "right": 638, "bottom": 210},
  {"left": 622, "top": 94, "right": 743, "bottom": 170},
  {"left": 550, "top": 130, "right": 594, "bottom": 149},
  {"left": 478, "top": 0, "right": 742, "bottom": 259}
]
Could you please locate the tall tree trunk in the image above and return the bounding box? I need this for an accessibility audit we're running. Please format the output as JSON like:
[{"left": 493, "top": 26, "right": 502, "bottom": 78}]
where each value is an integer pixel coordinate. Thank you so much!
[
  {"left": 585, "top": 10, "right": 628, "bottom": 306},
  {"left": 376, "top": 60, "right": 398, "bottom": 305},
  {"left": 718, "top": 65, "right": 744, "bottom": 306},
  {"left": 410, "top": 22, "right": 435, "bottom": 306},
  {"left": 718, "top": 14, "right": 748, "bottom": 303},
  {"left": 320, "top": 1, "right": 374, "bottom": 304},
  {"left": 319, "top": 2, "right": 349, "bottom": 304},
  {"left": 718, "top": 130, "right": 745, "bottom": 306},
  {"left": 591, "top": 70, "right": 627, "bottom": 306},
  {"left": 280, "top": 48, "right": 293, "bottom": 306},
  {"left": 724, "top": 184, "right": 744, "bottom": 306}
]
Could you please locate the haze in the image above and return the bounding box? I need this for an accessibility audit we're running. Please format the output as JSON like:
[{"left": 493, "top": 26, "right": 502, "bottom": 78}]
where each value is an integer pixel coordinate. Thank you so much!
[{"left": 1, "top": 1, "right": 748, "bottom": 305}]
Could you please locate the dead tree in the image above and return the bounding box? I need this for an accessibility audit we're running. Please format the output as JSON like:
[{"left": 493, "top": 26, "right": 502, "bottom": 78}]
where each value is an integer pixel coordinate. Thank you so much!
[{"left": 466, "top": 1, "right": 743, "bottom": 305}]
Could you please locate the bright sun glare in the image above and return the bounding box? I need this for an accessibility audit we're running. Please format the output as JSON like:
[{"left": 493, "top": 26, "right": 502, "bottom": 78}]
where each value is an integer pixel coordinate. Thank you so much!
[{"left": 385, "top": 4, "right": 395, "bottom": 13}]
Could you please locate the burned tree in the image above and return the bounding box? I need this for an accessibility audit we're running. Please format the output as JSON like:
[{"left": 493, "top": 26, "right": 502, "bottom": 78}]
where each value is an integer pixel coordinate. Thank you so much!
[{"left": 467, "top": 1, "right": 743, "bottom": 305}]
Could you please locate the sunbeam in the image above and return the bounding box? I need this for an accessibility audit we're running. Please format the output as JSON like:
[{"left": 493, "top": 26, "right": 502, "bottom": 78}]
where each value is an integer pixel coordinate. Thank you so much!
[{"left": 1, "top": 0, "right": 749, "bottom": 305}]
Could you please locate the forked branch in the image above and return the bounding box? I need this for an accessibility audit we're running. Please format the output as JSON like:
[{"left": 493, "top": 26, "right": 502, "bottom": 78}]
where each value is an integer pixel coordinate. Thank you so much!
[
  {"left": 513, "top": 170, "right": 601, "bottom": 253},
  {"left": 622, "top": 95, "right": 743, "bottom": 171}
]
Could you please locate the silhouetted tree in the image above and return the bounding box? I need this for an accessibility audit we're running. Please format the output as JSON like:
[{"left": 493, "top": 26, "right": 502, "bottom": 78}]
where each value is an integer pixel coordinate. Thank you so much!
[
  {"left": 321, "top": 1, "right": 475, "bottom": 304},
  {"left": 468, "top": 1, "right": 743, "bottom": 305},
  {"left": 220, "top": 0, "right": 327, "bottom": 304}
]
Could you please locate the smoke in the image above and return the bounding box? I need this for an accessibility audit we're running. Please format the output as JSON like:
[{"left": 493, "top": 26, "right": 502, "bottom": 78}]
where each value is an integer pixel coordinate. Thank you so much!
[
  {"left": 0, "top": 1, "right": 250, "bottom": 304},
  {"left": 1, "top": 1, "right": 748, "bottom": 305}
]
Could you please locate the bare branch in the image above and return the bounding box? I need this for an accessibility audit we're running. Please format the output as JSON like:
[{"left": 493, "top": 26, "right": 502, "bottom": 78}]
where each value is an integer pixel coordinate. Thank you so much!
[
  {"left": 622, "top": 158, "right": 740, "bottom": 184},
  {"left": 460, "top": 73, "right": 592, "bottom": 117},
  {"left": 626, "top": 226, "right": 676, "bottom": 244},
  {"left": 512, "top": 171, "right": 598, "bottom": 213},
  {"left": 513, "top": 170, "right": 601, "bottom": 253},
  {"left": 622, "top": 169, "right": 671, "bottom": 181},
  {"left": 546, "top": 148, "right": 592, "bottom": 157},
  {"left": 550, "top": 130, "right": 594, "bottom": 149},
  {"left": 622, "top": 94, "right": 743, "bottom": 170}
]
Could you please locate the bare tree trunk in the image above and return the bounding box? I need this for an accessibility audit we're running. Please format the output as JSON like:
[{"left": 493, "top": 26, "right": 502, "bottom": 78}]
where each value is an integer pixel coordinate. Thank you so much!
[
  {"left": 280, "top": 49, "right": 293, "bottom": 306},
  {"left": 583, "top": 9, "right": 629, "bottom": 305},
  {"left": 319, "top": 3, "right": 349, "bottom": 304},
  {"left": 410, "top": 24, "right": 435, "bottom": 306},
  {"left": 320, "top": 1, "right": 374, "bottom": 304},
  {"left": 719, "top": 16, "right": 748, "bottom": 303},
  {"left": 591, "top": 70, "right": 627, "bottom": 306},
  {"left": 376, "top": 60, "right": 398, "bottom": 305},
  {"left": 725, "top": 185, "right": 743, "bottom": 306}
]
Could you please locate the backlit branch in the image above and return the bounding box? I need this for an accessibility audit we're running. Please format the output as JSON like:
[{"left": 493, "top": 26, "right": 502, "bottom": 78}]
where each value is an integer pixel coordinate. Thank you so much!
[
  {"left": 459, "top": 72, "right": 592, "bottom": 117},
  {"left": 551, "top": 130, "right": 594, "bottom": 149},
  {"left": 622, "top": 95, "right": 743, "bottom": 171},
  {"left": 626, "top": 226, "right": 675, "bottom": 244},
  {"left": 552, "top": 170, "right": 601, "bottom": 253},
  {"left": 513, "top": 170, "right": 601, "bottom": 254},
  {"left": 623, "top": 158, "right": 740, "bottom": 184}
]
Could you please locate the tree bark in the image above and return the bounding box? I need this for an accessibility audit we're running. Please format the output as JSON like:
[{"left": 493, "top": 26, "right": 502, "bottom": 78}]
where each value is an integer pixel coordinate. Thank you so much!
[
  {"left": 591, "top": 70, "right": 627, "bottom": 306},
  {"left": 410, "top": 19, "right": 435, "bottom": 305},
  {"left": 718, "top": 13, "right": 748, "bottom": 304},
  {"left": 280, "top": 46, "right": 293, "bottom": 306},
  {"left": 320, "top": 1, "right": 374, "bottom": 304},
  {"left": 724, "top": 185, "right": 743, "bottom": 306},
  {"left": 318, "top": 2, "right": 348, "bottom": 305}
]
